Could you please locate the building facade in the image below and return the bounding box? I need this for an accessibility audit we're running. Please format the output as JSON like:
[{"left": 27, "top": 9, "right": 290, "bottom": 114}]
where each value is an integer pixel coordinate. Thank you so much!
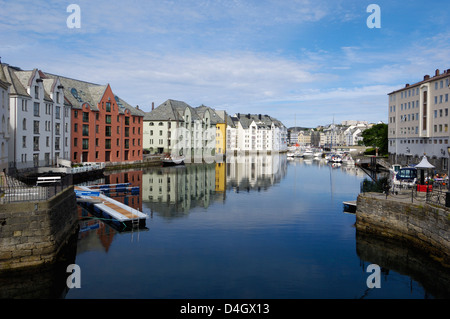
[
  {"left": 143, "top": 100, "right": 216, "bottom": 163},
  {"left": 388, "top": 68, "right": 450, "bottom": 171},
  {"left": 0, "top": 64, "right": 71, "bottom": 171},
  {"left": 50, "top": 76, "right": 144, "bottom": 164},
  {"left": 0, "top": 78, "right": 10, "bottom": 172}
]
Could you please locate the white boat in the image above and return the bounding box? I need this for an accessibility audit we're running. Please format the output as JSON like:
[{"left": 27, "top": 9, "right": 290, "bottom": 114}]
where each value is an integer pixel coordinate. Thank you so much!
[
  {"left": 341, "top": 154, "right": 355, "bottom": 165},
  {"left": 287, "top": 152, "right": 295, "bottom": 157},
  {"left": 302, "top": 150, "right": 314, "bottom": 158},
  {"left": 328, "top": 154, "right": 342, "bottom": 163},
  {"left": 162, "top": 154, "right": 185, "bottom": 166}
]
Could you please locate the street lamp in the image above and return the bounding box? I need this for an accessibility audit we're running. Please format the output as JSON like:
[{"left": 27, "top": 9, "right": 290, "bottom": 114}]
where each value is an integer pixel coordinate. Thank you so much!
[
  {"left": 447, "top": 146, "right": 450, "bottom": 191},
  {"left": 446, "top": 147, "right": 450, "bottom": 207}
]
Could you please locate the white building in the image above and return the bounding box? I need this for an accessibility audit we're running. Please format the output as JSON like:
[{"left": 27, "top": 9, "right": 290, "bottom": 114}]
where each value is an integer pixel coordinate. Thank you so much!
[
  {"left": 226, "top": 113, "right": 287, "bottom": 153},
  {"left": 388, "top": 68, "right": 450, "bottom": 170},
  {"left": 143, "top": 99, "right": 215, "bottom": 163},
  {"left": 0, "top": 64, "right": 71, "bottom": 171},
  {"left": 0, "top": 78, "right": 10, "bottom": 172}
]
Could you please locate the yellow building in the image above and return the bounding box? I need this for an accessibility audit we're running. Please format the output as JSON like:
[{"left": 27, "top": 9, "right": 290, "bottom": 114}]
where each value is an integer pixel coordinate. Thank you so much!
[
  {"left": 215, "top": 162, "right": 226, "bottom": 193},
  {"left": 214, "top": 110, "right": 228, "bottom": 156}
]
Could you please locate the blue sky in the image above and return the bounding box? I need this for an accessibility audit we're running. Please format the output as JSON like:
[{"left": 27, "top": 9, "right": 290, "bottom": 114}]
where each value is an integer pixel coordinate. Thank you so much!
[{"left": 1, "top": 0, "right": 450, "bottom": 128}]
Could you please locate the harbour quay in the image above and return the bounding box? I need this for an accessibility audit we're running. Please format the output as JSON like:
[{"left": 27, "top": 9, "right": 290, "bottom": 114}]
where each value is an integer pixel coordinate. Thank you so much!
[
  {"left": 0, "top": 175, "right": 78, "bottom": 272},
  {"left": 356, "top": 191, "right": 450, "bottom": 267}
]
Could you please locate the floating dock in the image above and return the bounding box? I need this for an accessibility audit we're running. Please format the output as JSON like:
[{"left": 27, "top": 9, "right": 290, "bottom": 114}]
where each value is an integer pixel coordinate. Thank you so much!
[
  {"left": 343, "top": 200, "right": 357, "bottom": 214},
  {"left": 75, "top": 185, "right": 147, "bottom": 229}
]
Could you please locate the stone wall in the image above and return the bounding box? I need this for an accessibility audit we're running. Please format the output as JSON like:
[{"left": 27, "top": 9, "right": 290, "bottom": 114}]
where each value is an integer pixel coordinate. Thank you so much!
[
  {"left": 0, "top": 186, "right": 78, "bottom": 271},
  {"left": 356, "top": 193, "right": 450, "bottom": 266}
]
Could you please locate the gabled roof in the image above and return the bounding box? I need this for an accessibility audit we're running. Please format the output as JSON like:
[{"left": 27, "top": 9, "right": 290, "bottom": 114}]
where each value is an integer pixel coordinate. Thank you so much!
[
  {"left": 144, "top": 99, "right": 201, "bottom": 122},
  {"left": 0, "top": 64, "right": 30, "bottom": 97}
]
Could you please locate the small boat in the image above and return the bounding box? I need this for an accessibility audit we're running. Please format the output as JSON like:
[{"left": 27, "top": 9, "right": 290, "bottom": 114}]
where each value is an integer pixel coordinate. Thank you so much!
[
  {"left": 328, "top": 154, "right": 342, "bottom": 163},
  {"left": 287, "top": 151, "right": 295, "bottom": 157},
  {"left": 341, "top": 154, "right": 355, "bottom": 165},
  {"left": 162, "top": 154, "right": 185, "bottom": 166},
  {"left": 303, "top": 150, "right": 314, "bottom": 158}
]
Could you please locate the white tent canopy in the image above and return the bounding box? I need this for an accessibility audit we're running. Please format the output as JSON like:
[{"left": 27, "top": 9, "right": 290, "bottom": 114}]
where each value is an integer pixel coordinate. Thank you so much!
[{"left": 415, "top": 155, "right": 435, "bottom": 169}]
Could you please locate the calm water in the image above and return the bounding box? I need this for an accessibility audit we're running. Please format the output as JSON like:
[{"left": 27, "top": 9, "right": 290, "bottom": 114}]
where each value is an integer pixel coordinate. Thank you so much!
[{"left": 3, "top": 154, "right": 449, "bottom": 299}]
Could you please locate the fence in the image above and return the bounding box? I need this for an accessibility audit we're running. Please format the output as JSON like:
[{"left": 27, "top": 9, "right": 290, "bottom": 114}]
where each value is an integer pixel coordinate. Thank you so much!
[{"left": 0, "top": 174, "right": 73, "bottom": 204}]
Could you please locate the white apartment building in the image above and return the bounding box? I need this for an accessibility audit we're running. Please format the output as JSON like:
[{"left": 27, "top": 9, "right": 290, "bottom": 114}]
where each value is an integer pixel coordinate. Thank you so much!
[
  {"left": 0, "top": 79, "right": 10, "bottom": 172},
  {"left": 0, "top": 64, "right": 71, "bottom": 171},
  {"left": 388, "top": 68, "right": 450, "bottom": 170},
  {"left": 226, "top": 113, "right": 287, "bottom": 153},
  {"left": 1, "top": 65, "right": 72, "bottom": 171},
  {"left": 143, "top": 99, "right": 215, "bottom": 163}
]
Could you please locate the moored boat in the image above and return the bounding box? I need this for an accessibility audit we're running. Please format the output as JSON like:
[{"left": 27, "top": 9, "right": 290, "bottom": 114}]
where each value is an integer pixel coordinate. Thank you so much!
[{"left": 162, "top": 154, "right": 185, "bottom": 166}]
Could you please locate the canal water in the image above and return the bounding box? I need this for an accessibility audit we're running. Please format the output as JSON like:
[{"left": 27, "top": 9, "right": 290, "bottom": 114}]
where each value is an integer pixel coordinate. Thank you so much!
[
  {"left": 63, "top": 154, "right": 450, "bottom": 299},
  {"left": 2, "top": 154, "right": 449, "bottom": 299}
]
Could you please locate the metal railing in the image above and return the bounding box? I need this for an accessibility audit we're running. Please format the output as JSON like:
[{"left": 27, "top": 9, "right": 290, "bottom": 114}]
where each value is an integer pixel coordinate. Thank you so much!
[{"left": 0, "top": 174, "right": 73, "bottom": 204}]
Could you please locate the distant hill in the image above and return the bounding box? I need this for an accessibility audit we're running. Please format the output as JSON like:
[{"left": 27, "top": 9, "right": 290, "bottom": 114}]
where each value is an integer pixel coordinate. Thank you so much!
[{"left": 288, "top": 127, "right": 311, "bottom": 131}]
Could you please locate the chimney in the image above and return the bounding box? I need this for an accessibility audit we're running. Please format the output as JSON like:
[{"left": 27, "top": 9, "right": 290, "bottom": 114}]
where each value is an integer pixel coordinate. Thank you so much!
[
  {"left": 152, "top": 102, "right": 154, "bottom": 110},
  {"left": 237, "top": 113, "right": 240, "bottom": 118},
  {"left": 258, "top": 114, "right": 262, "bottom": 120},
  {"left": 247, "top": 113, "right": 250, "bottom": 119},
  {"left": 435, "top": 69, "right": 440, "bottom": 76},
  {"left": 405, "top": 84, "right": 409, "bottom": 88},
  {"left": 424, "top": 75, "right": 430, "bottom": 81}
]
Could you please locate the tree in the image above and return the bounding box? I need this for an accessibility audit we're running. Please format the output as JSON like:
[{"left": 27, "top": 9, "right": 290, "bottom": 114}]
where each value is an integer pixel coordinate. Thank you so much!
[{"left": 362, "top": 123, "right": 388, "bottom": 155}]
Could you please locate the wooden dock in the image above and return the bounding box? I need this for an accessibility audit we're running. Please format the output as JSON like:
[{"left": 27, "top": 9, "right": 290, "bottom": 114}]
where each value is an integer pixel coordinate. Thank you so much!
[{"left": 75, "top": 186, "right": 147, "bottom": 229}]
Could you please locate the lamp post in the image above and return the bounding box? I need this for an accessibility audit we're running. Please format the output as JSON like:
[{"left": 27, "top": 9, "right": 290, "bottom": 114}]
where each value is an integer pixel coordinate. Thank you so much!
[
  {"left": 446, "top": 147, "right": 450, "bottom": 207},
  {"left": 448, "top": 146, "right": 450, "bottom": 191}
]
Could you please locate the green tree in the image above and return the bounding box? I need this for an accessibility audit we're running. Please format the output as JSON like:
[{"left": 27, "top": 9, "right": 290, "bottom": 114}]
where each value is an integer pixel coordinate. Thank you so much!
[{"left": 362, "top": 123, "right": 388, "bottom": 155}]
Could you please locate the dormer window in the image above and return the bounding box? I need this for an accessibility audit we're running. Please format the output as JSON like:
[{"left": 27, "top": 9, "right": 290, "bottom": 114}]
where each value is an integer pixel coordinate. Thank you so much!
[{"left": 34, "top": 85, "right": 39, "bottom": 99}]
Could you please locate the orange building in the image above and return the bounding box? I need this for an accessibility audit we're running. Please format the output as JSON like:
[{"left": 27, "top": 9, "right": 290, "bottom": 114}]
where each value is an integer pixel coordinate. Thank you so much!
[{"left": 52, "top": 75, "right": 145, "bottom": 163}]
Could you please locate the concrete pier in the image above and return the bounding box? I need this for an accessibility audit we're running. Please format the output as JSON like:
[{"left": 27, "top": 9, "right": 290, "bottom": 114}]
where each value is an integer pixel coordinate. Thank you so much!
[
  {"left": 356, "top": 192, "right": 450, "bottom": 267},
  {"left": 0, "top": 186, "right": 78, "bottom": 271}
]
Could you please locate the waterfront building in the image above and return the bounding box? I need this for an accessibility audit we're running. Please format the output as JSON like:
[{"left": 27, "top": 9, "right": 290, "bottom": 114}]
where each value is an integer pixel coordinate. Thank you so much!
[
  {"left": 297, "top": 130, "right": 312, "bottom": 146},
  {"left": 0, "top": 78, "right": 10, "bottom": 172},
  {"left": 227, "top": 113, "right": 287, "bottom": 153},
  {"left": 0, "top": 64, "right": 70, "bottom": 171},
  {"left": 388, "top": 68, "right": 450, "bottom": 170},
  {"left": 213, "top": 110, "right": 228, "bottom": 157},
  {"left": 47, "top": 75, "right": 144, "bottom": 164},
  {"left": 143, "top": 99, "right": 216, "bottom": 162}
]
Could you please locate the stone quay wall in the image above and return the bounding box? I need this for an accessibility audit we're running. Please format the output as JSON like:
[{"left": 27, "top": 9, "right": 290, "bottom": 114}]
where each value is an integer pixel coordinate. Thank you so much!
[
  {"left": 356, "top": 193, "right": 450, "bottom": 266},
  {"left": 0, "top": 186, "right": 78, "bottom": 271}
]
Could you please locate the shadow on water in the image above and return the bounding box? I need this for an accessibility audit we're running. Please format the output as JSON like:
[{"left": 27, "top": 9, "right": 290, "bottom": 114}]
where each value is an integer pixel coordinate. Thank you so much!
[
  {"left": 0, "top": 230, "right": 78, "bottom": 299},
  {"left": 356, "top": 230, "right": 450, "bottom": 299}
]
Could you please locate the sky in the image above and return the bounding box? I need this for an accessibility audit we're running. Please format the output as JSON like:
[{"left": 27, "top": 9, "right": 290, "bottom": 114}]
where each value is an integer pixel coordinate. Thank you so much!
[{"left": 1, "top": 0, "right": 450, "bottom": 128}]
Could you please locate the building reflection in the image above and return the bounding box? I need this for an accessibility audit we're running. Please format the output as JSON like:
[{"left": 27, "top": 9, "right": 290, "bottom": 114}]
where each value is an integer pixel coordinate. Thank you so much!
[
  {"left": 76, "top": 170, "right": 144, "bottom": 253},
  {"left": 142, "top": 153, "right": 287, "bottom": 218},
  {"left": 226, "top": 153, "right": 287, "bottom": 192}
]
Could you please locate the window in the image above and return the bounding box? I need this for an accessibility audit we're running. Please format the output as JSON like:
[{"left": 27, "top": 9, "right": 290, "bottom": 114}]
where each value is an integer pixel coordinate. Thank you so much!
[
  {"left": 34, "top": 102, "right": 40, "bottom": 116},
  {"left": 82, "top": 124, "right": 89, "bottom": 136},
  {"left": 22, "top": 136, "right": 26, "bottom": 148},
  {"left": 33, "top": 136, "right": 39, "bottom": 151},
  {"left": 74, "top": 138, "right": 78, "bottom": 147},
  {"left": 82, "top": 139, "right": 88, "bottom": 150},
  {"left": 23, "top": 119, "right": 26, "bottom": 130},
  {"left": 125, "top": 117, "right": 130, "bottom": 125},
  {"left": 106, "top": 115, "right": 111, "bottom": 124},
  {"left": 56, "top": 106, "right": 61, "bottom": 119},
  {"left": 106, "top": 102, "right": 111, "bottom": 112},
  {"left": 105, "top": 139, "right": 111, "bottom": 149},
  {"left": 74, "top": 110, "right": 78, "bottom": 118},
  {"left": 125, "top": 127, "right": 129, "bottom": 137},
  {"left": 95, "top": 138, "right": 99, "bottom": 146},
  {"left": 55, "top": 137, "right": 60, "bottom": 150},
  {"left": 55, "top": 123, "right": 60, "bottom": 135},
  {"left": 34, "top": 85, "right": 39, "bottom": 99},
  {"left": 83, "top": 112, "right": 89, "bottom": 122},
  {"left": 105, "top": 126, "right": 111, "bottom": 137},
  {"left": 125, "top": 139, "right": 129, "bottom": 149},
  {"left": 34, "top": 120, "right": 39, "bottom": 134}
]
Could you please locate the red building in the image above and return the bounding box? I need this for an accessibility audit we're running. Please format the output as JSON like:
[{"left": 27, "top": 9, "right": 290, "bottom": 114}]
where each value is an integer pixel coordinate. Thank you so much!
[{"left": 58, "top": 77, "right": 144, "bottom": 163}]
